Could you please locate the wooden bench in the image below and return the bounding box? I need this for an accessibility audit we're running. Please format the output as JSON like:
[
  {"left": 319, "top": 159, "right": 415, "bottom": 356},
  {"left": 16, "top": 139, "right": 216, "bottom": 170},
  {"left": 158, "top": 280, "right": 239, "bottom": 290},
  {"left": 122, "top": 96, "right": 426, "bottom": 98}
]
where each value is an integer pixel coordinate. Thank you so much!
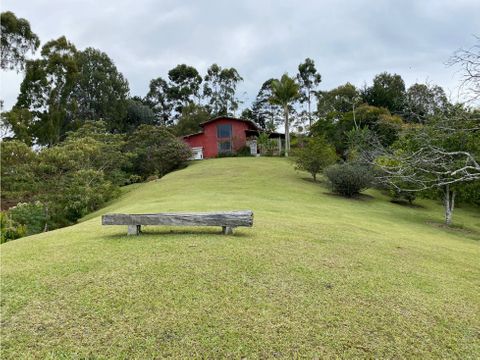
[{"left": 102, "top": 210, "right": 254, "bottom": 235}]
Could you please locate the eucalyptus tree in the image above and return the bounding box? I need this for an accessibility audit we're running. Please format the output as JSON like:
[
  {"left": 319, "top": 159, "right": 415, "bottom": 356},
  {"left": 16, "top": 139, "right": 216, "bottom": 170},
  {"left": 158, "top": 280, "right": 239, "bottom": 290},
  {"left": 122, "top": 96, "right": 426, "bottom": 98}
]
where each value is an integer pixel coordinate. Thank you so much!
[
  {"left": 269, "top": 74, "right": 300, "bottom": 157},
  {"left": 16, "top": 36, "right": 79, "bottom": 146},
  {"left": 297, "top": 58, "right": 321, "bottom": 128},
  {"left": 145, "top": 77, "right": 173, "bottom": 126},
  {"left": 1, "top": 11, "right": 40, "bottom": 71},
  {"left": 403, "top": 83, "right": 448, "bottom": 123},
  {"left": 72, "top": 47, "right": 130, "bottom": 131},
  {"left": 167, "top": 64, "right": 202, "bottom": 118},
  {"left": 203, "top": 64, "right": 243, "bottom": 116}
]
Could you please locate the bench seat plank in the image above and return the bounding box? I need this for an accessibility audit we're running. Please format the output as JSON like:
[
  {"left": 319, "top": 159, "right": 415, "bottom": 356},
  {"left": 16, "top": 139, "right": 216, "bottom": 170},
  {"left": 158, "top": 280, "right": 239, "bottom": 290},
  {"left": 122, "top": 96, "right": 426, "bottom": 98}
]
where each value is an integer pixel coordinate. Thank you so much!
[{"left": 102, "top": 210, "right": 253, "bottom": 235}]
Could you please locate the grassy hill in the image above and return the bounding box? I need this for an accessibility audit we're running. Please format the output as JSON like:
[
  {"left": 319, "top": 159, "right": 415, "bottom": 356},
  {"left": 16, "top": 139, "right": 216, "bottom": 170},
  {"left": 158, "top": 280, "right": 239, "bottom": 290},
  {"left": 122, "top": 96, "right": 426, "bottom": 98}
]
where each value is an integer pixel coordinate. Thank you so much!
[{"left": 2, "top": 157, "right": 479, "bottom": 358}]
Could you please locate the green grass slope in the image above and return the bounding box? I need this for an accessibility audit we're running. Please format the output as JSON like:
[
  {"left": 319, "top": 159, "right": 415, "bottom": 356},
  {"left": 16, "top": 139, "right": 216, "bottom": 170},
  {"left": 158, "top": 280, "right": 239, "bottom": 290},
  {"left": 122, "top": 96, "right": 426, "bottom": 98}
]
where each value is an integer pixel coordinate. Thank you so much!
[{"left": 2, "top": 158, "right": 479, "bottom": 358}]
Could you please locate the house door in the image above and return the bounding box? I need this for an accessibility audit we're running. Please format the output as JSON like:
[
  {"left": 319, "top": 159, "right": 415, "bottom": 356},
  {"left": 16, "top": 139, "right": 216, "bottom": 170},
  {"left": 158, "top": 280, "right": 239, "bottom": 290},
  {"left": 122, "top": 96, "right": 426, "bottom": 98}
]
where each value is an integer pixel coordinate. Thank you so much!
[{"left": 249, "top": 140, "right": 257, "bottom": 155}]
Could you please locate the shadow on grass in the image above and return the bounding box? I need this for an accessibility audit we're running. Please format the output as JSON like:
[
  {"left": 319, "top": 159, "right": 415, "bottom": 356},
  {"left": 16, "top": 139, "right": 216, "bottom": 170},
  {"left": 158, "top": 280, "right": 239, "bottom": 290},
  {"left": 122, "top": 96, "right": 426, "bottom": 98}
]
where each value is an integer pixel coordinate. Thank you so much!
[
  {"left": 425, "top": 220, "right": 480, "bottom": 240},
  {"left": 390, "top": 199, "right": 426, "bottom": 209},
  {"left": 102, "top": 227, "right": 251, "bottom": 239},
  {"left": 322, "top": 191, "right": 375, "bottom": 201}
]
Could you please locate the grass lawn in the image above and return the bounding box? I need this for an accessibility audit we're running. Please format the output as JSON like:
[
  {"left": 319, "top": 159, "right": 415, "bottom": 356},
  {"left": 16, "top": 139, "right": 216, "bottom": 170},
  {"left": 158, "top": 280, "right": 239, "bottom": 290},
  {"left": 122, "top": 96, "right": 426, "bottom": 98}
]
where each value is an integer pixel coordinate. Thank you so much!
[{"left": 1, "top": 157, "right": 479, "bottom": 358}]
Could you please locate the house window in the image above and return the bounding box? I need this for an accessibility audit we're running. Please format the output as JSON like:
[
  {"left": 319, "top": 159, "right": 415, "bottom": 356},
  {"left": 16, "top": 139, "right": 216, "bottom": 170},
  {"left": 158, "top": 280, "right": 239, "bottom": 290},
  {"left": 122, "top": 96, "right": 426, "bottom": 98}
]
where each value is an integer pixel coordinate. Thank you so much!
[
  {"left": 217, "top": 124, "right": 232, "bottom": 138},
  {"left": 217, "top": 124, "right": 232, "bottom": 154},
  {"left": 218, "top": 140, "right": 232, "bottom": 153}
]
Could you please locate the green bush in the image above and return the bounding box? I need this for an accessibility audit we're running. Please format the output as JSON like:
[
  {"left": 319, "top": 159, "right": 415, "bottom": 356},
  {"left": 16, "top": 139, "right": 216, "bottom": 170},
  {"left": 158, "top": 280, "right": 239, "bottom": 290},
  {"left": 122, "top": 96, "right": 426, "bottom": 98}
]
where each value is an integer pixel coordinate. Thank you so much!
[
  {"left": 8, "top": 201, "right": 46, "bottom": 236},
  {"left": 258, "top": 133, "right": 277, "bottom": 156},
  {"left": 128, "top": 125, "right": 191, "bottom": 179},
  {"left": 324, "top": 163, "right": 374, "bottom": 197},
  {"left": 0, "top": 212, "right": 26, "bottom": 244},
  {"left": 390, "top": 188, "right": 417, "bottom": 205},
  {"left": 293, "top": 136, "right": 337, "bottom": 181},
  {"left": 236, "top": 145, "right": 252, "bottom": 157}
]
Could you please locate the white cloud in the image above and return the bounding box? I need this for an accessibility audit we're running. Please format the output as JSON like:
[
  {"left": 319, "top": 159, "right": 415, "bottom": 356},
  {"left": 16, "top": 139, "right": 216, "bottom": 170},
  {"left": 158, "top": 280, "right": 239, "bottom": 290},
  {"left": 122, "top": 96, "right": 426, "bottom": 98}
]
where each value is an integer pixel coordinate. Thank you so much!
[{"left": 1, "top": 0, "right": 479, "bottom": 110}]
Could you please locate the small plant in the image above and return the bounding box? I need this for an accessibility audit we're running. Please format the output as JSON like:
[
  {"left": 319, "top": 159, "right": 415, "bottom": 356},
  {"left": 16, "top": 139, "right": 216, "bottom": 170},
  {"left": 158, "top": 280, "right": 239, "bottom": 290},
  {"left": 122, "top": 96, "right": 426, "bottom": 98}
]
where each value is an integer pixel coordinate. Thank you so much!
[
  {"left": 236, "top": 145, "right": 252, "bottom": 157},
  {"left": 390, "top": 188, "right": 416, "bottom": 205},
  {"left": 258, "top": 133, "right": 277, "bottom": 156},
  {"left": 293, "top": 136, "right": 337, "bottom": 181},
  {"left": 0, "top": 212, "right": 27, "bottom": 244},
  {"left": 8, "top": 201, "right": 47, "bottom": 236},
  {"left": 324, "top": 163, "right": 374, "bottom": 197}
]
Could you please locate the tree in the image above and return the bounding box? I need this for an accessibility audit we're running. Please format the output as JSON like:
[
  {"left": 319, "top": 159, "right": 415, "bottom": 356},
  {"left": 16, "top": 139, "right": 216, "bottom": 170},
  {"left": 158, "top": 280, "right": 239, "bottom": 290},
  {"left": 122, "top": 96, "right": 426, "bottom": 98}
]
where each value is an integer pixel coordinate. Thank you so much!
[
  {"left": 448, "top": 36, "right": 480, "bottom": 103},
  {"left": 404, "top": 83, "right": 448, "bottom": 123},
  {"left": 297, "top": 58, "right": 321, "bottom": 128},
  {"left": 175, "top": 103, "right": 210, "bottom": 136},
  {"left": 363, "top": 72, "right": 406, "bottom": 114},
  {"left": 1, "top": 11, "right": 40, "bottom": 71},
  {"left": 16, "top": 36, "right": 79, "bottom": 145},
  {"left": 72, "top": 47, "right": 130, "bottom": 131},
  {"left": 293, "top": 136, "right": 337, "bottom": 181},
  {"left": 167, "top": 64, "right": 202, "bottom": 119},
  {"left": 374, "top": 107, "right": 479, "bottom": 225},
  {"left": 250, "top": 79, "right": 283, "bottom": 131},
  {"left": 121, "top": 98, "right": 156, "bottom": 133},
  {"left": 145, "top": 77, "right": 173, "bottom": 126},
  {"left": 127, "top": 125, "right": 191, "bottom": 178},
  {"left": 203, "top": 64, "right": 243, "bottom": 116},
  {"left": 0, "top": 140, "right": 37, "bottom": 209},
  {"left": 317, "top": 83, "right": 361, "bottom": 118},
  {"left": 1, "top": 107, "right": 35, "bottom": 145},
  {"left": 270, "top": 74, "right": 300, "bottom": 157}
]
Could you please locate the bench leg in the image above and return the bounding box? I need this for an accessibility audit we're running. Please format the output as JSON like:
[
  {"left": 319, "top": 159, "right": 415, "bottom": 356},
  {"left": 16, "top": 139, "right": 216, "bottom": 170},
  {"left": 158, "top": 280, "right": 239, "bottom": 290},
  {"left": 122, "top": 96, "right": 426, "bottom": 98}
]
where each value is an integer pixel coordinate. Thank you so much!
[
  {"left": 128, "top": 225, "right": 141, "bottom": 236},
  {"left": 222, "top": 226, "right": 233, "bottom": 235}
]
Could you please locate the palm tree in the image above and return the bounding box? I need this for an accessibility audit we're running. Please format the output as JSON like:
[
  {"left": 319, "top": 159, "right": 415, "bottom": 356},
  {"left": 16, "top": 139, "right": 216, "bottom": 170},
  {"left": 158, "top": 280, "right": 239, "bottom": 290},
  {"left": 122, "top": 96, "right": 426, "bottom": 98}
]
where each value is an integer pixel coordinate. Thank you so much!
[{"left": 270, "top": 74, "right": 300, "bottom": 157}]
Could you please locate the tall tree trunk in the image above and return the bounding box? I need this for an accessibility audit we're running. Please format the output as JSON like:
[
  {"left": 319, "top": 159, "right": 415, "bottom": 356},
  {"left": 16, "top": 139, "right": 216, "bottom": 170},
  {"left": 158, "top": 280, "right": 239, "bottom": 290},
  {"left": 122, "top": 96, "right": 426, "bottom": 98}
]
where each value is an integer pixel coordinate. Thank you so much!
[
  {"left": 308, "top": 91, "right": 312, "bottom": 129},
  {"left": 443, "top": 184, "right": 456, "bottom": 226},
  {"left": 284, "top": 105, "right": 289, "bottom": 157}
]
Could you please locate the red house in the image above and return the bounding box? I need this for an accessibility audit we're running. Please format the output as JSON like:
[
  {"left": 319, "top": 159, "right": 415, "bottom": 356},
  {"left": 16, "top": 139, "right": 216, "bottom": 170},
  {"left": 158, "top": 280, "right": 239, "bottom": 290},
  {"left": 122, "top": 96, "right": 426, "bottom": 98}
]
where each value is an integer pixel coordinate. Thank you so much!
[{"left": 183, "top": 117, "right": 262, "bottom": 159}]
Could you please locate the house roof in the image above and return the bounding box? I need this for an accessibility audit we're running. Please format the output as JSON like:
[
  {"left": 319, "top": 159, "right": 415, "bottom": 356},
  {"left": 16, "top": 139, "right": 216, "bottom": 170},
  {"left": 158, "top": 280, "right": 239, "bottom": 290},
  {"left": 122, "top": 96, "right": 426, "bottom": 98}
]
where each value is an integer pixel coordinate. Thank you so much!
[
  {"left": 182, "top": 131, "right": 204, "bottom": 138},
  {"left": 182, "top": 116, "right": 261, "bottom": 138},
  {"left": 199, "top": 116, "right": 261, "bottom": 130}
]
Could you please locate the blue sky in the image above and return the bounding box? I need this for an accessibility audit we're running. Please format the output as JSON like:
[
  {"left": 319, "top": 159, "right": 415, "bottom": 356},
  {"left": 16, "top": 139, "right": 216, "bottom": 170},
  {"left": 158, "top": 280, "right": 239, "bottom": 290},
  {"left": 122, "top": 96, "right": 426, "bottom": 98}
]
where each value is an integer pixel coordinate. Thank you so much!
[{"left": 1, "top": 0, "right": 479, "bottom": 111}]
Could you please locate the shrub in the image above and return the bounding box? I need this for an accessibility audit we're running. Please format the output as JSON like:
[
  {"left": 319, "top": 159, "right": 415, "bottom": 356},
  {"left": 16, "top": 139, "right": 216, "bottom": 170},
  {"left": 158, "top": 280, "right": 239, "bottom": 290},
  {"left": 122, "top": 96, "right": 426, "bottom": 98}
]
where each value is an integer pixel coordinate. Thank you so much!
[
  {"left": 8, "top": 201, "right": 46, "bottom": 236},
  {"left": 128, "top": 125, "right": 191, "bottom": 179},
  {"left": 258, "top": 133, "right": 277, "bottom": 156},
  {"left": 236, "top": 145, "right": 252, "bottom": 157},
  {"left": 390, "top": 188, "right": 417, "bottom": 205},
  {"left": 293, "top": 136, "right": 337, "bottom": 181},
  {"left": 324, "top": 163, "right": 374, "bottom": 197},
  {"left": 0, "top": 212, "right": 26, "bottom": 244}
]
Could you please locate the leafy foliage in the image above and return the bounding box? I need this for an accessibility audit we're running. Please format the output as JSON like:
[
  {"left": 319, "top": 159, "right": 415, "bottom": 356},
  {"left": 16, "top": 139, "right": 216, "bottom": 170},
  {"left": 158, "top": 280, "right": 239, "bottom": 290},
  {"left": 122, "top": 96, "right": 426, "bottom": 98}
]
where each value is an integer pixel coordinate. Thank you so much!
[
  {"left": 8, "top": 201, "right": 47, "bottom": 236},
  {"left": 324, "top": 163, "right": 374, "bottom": 197},
  {"left": 297, "top": 58, "right": 321, "bottom": 127},
  {"left": 363, "top": 72, "right": 406, "bottom": 114},
  {"left": 175, "top": 103, "right": 210, "bottom": 136},
  {"left": 270, "top": 74, "right": 300, "bottom": 156},
  {"left": 0, "top": 212, "right": 26, "bottom": 244},
  {"left": 72, "top": 47, "right": 130, "bottom": 131},
  {"left": 293, "top": 136, "right": 337, "bottom": 181},
  {"left": 203, "top": 64, "right": 243, "bottom": 116},
  {"left": 248, "top": 79, "right": 283, "bottom": 131},
  {"left": 127, "top": 125, "right": 191, "bottom": 178},
  {"left": 0, "top": 11, "right": 40, "bottom": 71}
]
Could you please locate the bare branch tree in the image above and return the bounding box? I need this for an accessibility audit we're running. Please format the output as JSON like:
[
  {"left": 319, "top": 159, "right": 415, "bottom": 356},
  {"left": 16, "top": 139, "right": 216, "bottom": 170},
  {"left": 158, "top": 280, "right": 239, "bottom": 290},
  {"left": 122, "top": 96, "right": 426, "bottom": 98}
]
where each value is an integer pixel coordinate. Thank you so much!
[{"left": 448, "top": 36, "right": 480, "bottom": 104}]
